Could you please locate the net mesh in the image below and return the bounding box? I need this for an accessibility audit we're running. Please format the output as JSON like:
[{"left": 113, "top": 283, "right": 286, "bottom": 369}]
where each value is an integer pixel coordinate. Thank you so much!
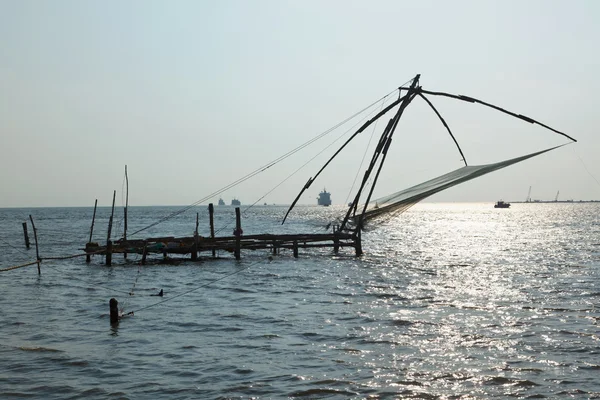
[{"left": 353, "top": 145, "right": 565, "bottom": 226}]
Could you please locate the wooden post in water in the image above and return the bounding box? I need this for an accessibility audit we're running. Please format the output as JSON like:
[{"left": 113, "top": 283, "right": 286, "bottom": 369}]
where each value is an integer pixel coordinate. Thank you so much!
[
  {"left": 106, "top": 190, "right": 116, "bottom": 266},
  {"left": 22, "top": 222, "right": 30, "bottom": 249},
  {"left": 272, "top": 240, "right": 277, "bottom": 255},
  {"left": 29, "top": 215, "right": 40, "bottom": 275},
  {"left": 234, "top": 207, "right": 241, "bottom": 260},
  {"left": 87, "top": 199, "right": 98, "bottom": 263},
  {"left": 191, "top": 212, "right": 199, "bottom": 261},
  {"left": 109, "top": 298, "right": 119, "bottom": 324},
  {"left": 123, "top": 166, "right": 128, "bottom": 260},
  {"left": 208, "top": 203, "right": 215, "bottom": 257},
  {"left": 141, "top": 241, "right": 148, "bottom": 265},
  {"left": 354, "top": 228, "right": 363, "bottom": 257},
  {"left": 333, "top": 225, "right": 340, "bottom": 254},
  {"left": 293, "top": 240, "right": 299, "bottom": 258}
]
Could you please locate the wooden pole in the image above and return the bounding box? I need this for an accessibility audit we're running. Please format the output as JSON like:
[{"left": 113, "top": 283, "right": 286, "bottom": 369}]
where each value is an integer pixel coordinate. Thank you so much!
[
  {"left": 141, "top": 241, "right": 148, "bottom": 265},
  {"left": 354, "top": 228, "right": 363, "bottom": 257},
  {"left": 22, "top": 222, "right": 30, "bottom": 249},
  {"left": 106, "top": 190, "right": 116, "bottom": 266},
  {"left": 293, "top": 240, "right": 298, "bottom": 258},
  {"left": 208, "top": 203, "right": 215, "bottom": 257},
  {"left": 29, "top": 215, "right": 40, "bottom": 275},
  {"left": 109, "top": 298, "right": 119, "bottom": 324},
  {"left": 191, "top": 212, "right": 198, "bottom": 261},
  {"left": 234, "top": 207, "right": 241, "bottom": 260},
  {"left": 87, "top": 199, "right": 97, "bottom": 263},
  {"left": 124, "top": 165, "right": 128, "bottom": 260}
]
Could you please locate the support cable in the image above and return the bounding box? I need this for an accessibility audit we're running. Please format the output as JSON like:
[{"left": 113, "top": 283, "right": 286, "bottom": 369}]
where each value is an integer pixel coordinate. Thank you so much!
[{"left": 129, "top": 87, "right": 401, "bottom": 238}]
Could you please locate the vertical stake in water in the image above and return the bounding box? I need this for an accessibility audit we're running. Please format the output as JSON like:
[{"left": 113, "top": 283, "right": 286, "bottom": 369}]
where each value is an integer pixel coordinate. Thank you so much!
[
  {"left": 234, "top": 207, "right": 241, "bottom": 260},
  {"left": 354, "top": 228, "right": 363, "bottom": 257},
  {"left": 123, "top": 165, "right": 128, "bottom": 260},
  {"left": 109, "top": 298, "right": 119, "bottom": 325},
  {"left": 106, "top": 190, "right": 116, "bottom": 266},
  {"left": 141, "top": 241, "right": 148, "bottom": 265},
  {"left": 22, "top": 222, "right": 30, "bottom": 249},
  {"left": 86, "top": 199, "right": 98, "bottom": 263},
  {"left": 208, "top": 203, "right": 215, "bottom": 258},
  {"left": 29, "top": 215, "right": 40, "bottom": 274},
  {"left": 191, "top": 212, "right": 198, "bottom": 261},
  {"left": 293, "top": 240, "right": 298, "bottom": 258}
]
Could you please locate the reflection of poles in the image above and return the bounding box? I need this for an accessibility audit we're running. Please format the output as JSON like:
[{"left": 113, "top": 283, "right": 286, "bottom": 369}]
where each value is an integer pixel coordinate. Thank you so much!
[{"left": 29, "top": 215, "right": 41, "bottom": 274}]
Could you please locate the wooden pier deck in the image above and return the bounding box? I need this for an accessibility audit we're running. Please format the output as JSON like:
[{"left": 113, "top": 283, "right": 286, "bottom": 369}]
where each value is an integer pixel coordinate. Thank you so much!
[
  {"left": 84, "top": 200, "right": 362, "bottom": 266},
  {"left": 85, "top": 231, "right": 360, "bottom": 265}
]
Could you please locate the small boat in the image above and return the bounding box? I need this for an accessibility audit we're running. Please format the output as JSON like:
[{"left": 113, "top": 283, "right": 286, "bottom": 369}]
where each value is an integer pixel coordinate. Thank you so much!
[
  {"left": 231, "top": 198, "right": 241, "bottom": 206},
  {"left": 218, "top": 198, "right": 225, "bottom": 206},
  {"left": 494, "top": 200, "right": 510, "bottom": 208}
]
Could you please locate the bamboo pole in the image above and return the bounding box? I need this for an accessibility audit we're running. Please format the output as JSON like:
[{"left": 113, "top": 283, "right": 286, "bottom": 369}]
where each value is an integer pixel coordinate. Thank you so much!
[
  {"left": 141, "top": 241, "right": 148, "bottom": 265},
  {"left": 124, "top": 165, "right": 128, "bottom": 259},
  {"left": 191, "top": 212, "right": 198, "bottom": 261},
  {"left": 87, "top": 199, "right": 97, "bottom": 263},
  {"left": 22, "top": 222, "right": 30, "bottom": 249},
  {"left": 234, "top": 207, "right": 241, "bottom": 260},
  {"left": 28, "top": 215, "right": 40, "bottom": 274},
  {"left": 106, "top": 190, "right": 116, "bottom": 266},
  {"left": 208, "top": 203, "right": 215, "bottom": 257}
]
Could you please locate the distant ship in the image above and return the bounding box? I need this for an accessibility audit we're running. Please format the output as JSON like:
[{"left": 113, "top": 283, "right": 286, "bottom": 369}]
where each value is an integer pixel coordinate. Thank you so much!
[
  {"left": 494, "top": 200, "right": 510, "bottom": 208},
  {"left": 231, "top": 198, "right": 241, "bottom": 206},
  {"left": 218, "top": 198, "right": 225, "bottom": 206},
  {"left": 317, "top": 189, "right": 332, "bottom": 206}
]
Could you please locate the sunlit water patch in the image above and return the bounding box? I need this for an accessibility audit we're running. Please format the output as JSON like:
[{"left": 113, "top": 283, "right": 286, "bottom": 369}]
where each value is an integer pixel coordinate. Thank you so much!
[{"left": 1, "top": 203, "right": 599, "bottom": 398}]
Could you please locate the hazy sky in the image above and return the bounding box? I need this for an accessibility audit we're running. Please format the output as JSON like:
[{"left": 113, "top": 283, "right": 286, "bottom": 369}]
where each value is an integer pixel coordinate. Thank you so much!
[{"left": 1, "top": 0, "right": 599, "bottom": 207}]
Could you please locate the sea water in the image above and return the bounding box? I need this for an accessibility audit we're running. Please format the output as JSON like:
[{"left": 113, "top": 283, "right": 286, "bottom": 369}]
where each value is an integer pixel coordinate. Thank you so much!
[{"left": 0, "top": 203, "right": 599, "bottom": 399}]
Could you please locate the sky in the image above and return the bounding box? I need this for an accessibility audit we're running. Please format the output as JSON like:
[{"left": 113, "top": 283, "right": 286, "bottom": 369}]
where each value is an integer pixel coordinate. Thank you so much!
[{"left": 1, "top": 0, "right": 599, "bottom": 207}]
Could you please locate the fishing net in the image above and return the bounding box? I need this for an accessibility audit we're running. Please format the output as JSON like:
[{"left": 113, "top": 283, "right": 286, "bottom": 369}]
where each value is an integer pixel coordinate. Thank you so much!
[{"left": 354, "top": 144, "right": 565, "bottom": 225}]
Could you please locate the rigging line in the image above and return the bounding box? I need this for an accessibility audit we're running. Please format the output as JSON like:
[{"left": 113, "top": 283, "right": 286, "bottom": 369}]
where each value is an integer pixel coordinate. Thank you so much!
[
  {"left": 216, "top": 99, "right": 389, "bottom": 234},
  {"left": 572, "top": 147, "right": 600, "bottom": 189},
  {"left": 131, "top": 90, "right": 398, "bottom": 238},
  {"left": 0, "top": 237, "right": 31, "bottom": 257},
  {"left": 126, "top": 258, "right": 266, "bottom": 315},
  {"left": 36, "top": 228, "right": 88, "bottom": 236},
  {"left": 411, "top": 88, "right": 577, "bottom": 143},
  {"left": 249, "top": 97, "right": 390, "bottom": 212},
  {"left": 281, "top": 89, "right": 415, "bottom": 224},
  {"left": 345, "top": 93, "right": 390, "bottom": 206},
  {"left": 129, "top": 88, "right": 401, "bottom": 238},
  {"left": 418, "top": 93, "right": 468, "bottom": 166}
]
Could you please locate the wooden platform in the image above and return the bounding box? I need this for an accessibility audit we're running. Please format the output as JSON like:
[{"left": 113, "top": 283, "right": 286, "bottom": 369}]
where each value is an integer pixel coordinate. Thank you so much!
[{"left": 85, "top": 231, "right": 360, "bottom": 265}]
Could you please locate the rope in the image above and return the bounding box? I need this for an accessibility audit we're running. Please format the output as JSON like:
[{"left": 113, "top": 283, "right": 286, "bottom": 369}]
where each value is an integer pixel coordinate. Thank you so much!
[
  {"left": 0, "top": 237, "right": 31, "bottom": 257},
  {"left": 572, "top": 147, "right": 600, "bottom": 189},
  {"left": 125, "top": 257, "right": 269, "bottom": 316},
  {"left": 0, "top": 260, "right": 39, "bottom": 272},
  {"left": 345, "top": 93, "right": 389, "bottom": 206},
  {"left": 43, "top": 252, "right": 94, "bottom": 260},
  {"left": 214, "top": 96, "right": 391, "bottom": 236},
  {"left": 129, "top": 87, "right": 401, "bottom": 238}
]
